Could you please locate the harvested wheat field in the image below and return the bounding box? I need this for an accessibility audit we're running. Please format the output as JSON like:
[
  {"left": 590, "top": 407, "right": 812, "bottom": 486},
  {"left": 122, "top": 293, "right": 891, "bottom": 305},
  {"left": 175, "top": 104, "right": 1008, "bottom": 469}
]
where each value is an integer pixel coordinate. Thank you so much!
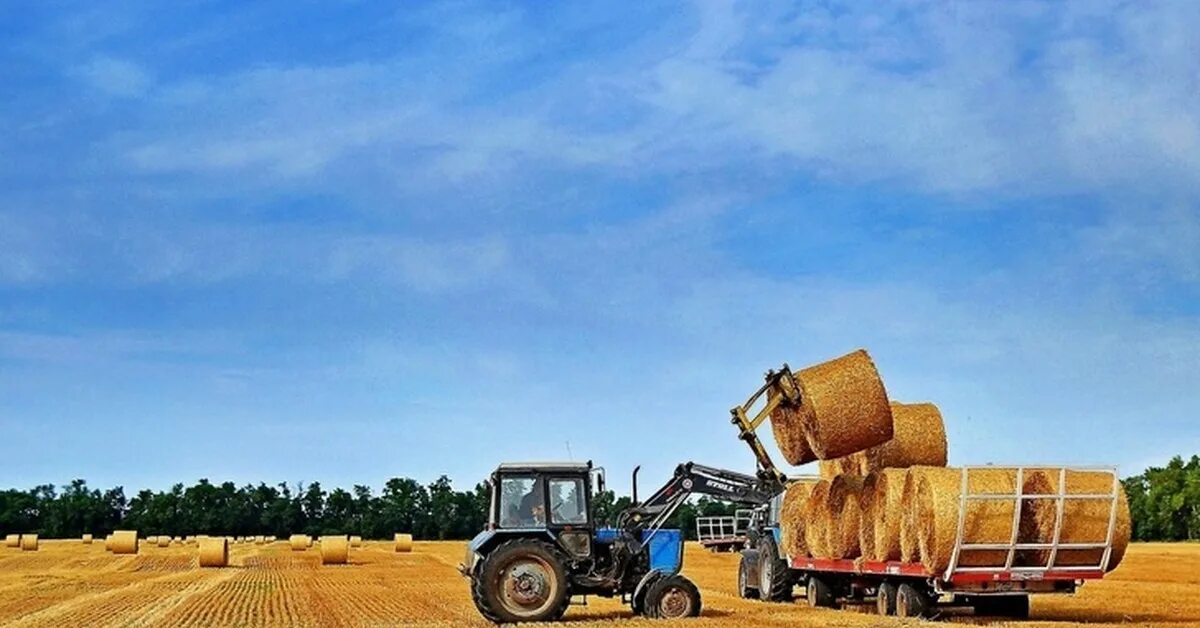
[{"left": 0, "top": 540, "right": 1197, "bottom": 627}]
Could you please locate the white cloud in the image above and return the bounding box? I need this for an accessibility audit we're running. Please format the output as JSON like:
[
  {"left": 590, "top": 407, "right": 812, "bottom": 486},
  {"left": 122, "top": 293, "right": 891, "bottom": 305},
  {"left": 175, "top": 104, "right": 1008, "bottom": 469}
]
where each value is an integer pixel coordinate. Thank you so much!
[{"left": 79, "top": 55, "right": 151, "bottom": 97}]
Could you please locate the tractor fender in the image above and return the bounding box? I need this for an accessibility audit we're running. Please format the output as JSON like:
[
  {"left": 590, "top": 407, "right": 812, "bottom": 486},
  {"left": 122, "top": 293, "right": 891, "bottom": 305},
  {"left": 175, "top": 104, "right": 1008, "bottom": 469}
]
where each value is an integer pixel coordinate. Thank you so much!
[{"left": 633, "top": 569, "right": 667, "bottom": 610}]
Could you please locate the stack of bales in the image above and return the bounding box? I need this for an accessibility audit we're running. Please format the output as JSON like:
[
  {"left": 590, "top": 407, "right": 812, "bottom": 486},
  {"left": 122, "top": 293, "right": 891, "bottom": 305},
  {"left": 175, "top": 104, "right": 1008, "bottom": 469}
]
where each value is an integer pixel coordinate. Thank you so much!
[{"left": 774, "top": 349, "right": 1130, "bottom": 574}]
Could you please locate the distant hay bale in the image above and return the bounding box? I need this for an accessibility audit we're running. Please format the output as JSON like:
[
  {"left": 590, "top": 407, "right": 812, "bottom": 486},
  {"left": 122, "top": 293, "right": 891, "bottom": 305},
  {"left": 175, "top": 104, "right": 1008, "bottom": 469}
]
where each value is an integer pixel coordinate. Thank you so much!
[
  {"left": 859, "top": 402, "right": 947, "bottom": 472},
  {"left": 20, "top": 534, "right": 38, "bottom": 551},
  {"left": 778, "top": 480, "right": 818, "bottom": 558},
  {"left": 266, "top": 536, "right": 276, "bottom": 543},
  {"left": 111, "top": 530, "right": 139, "bottom": 555},
  {"left": 768, "top": 385, "right": 816, "bottom": 466},
  {"left": 394, "top": 533, "right": 413, "bottom": 553},
  {"left": 909, "top": 467, "right": 1019, "bottom": 574},
  {"left": 254, "top": 535, "right": 265, "bottom": 545},
  {"left": 349, "top": 535, "right": 362, "bottom": 548},
  {"left": 1020, "top": 469, "right": 1131, "bottom": 571},
  {"left": 5, "top": 534, "right": 20, "bottom": 548},
  {"left": 104, "top": 535, "right": 114, "bottom": 551},
  {"left": 157, "top": 536, "right": 171, "bottom": 548},
  {"left": 82, "top": 533, "right": 94, "bottom": 545},
  {"left": 290, "top": 534, "right": 309, "bottom": 551},
  {"left": 198, "top": 537, "right": 228, "bottom": 568},
  {"left": 825, "top": 475, "right": 865, "bottom": 559},
  {"left": 146, "top": 536, "right": 157, "bottom": 545},
  {"left": 796, "top": 349, "right": 894, "bottom": 460},
  {"left": 321, "top": 535, "right": 349, "bottom": 565},
  {"left": 801, "top": 480, "right": 832, "bottom": 558},
  {"left": 865, "top": 469, "right": 909, "bottom": 562}
]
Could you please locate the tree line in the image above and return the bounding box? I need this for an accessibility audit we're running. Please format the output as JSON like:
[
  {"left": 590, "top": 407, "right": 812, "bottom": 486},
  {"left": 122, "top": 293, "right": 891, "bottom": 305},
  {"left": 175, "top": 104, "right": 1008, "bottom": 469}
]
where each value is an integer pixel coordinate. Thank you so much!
[{"left": 5, "top": 455, "right": 1190, "bottom": 542}]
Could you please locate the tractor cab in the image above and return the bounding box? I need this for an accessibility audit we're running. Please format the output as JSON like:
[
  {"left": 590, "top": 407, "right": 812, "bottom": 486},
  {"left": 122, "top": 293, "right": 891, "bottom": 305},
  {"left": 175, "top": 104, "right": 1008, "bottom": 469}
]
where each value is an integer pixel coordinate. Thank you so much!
[{"left": 489, "top": 461, "right": 598, "bottom": 533}]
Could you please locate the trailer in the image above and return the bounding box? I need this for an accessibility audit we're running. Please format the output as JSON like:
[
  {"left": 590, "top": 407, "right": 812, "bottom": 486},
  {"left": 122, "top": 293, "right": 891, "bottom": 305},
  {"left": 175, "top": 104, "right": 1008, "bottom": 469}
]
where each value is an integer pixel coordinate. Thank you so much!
[
  {"left": 739, "top": 465, "right": 1123, "bottom": 619},
  {"left": 695, "top": 509, "right": 754, "bottom": 553}
]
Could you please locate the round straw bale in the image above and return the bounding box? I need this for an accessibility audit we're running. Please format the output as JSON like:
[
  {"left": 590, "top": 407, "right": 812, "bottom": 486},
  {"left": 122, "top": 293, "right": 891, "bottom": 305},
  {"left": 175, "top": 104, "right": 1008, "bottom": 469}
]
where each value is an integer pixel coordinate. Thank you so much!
[
  {"left": 778, "top": 480, "right": 818, "bottom": 558},
  {"left": 801, "top": 480, "right": 832, "bottom": 558},
  {"left": 321, "top": 535, "right": 349, "bottom": 565},
  {"left": 198, "top": 537, "right": 228, "bottom": 568},
  {"left": 349, "top": 535, "right": 362, "bottom": 548},
  {"left": 111, "top": 530, "right": 139, "bottom": 554},
  {"left": 898, "top": 469, "right": 922, "bottom": 563},
  {"left": 104, "top": 534, "right": 114, "bottom": 551},
  {"left": 394, "top": 533, "right": 413, "bottom": 553},
  {"left": 82, "top": 533, "right": 94, "bottom": 544},
  {"left": 1020, "top": 469, "right": 1131, "bottom": 571},
  {"left": 290, "top": 534, "right": 309, "bottom": 551},
  {"left": 254, "top": 535, "right": 265, "bottom": 545},
  {"left": 5, "top": 534, "right": 20, "bottom": 548},
  {"left": 157, "top": 535, "right": 171, "bottom": 548},
  {"left": 819, "top": 454, "right": 866, "bottom": 480},
  {"left": 796, "top": 349, "right": 894, "bottom": 460},
  {"left": 867, "top": 469, "right": 909, "bottom": 562},
  {"left": 146, "top": 536, "right": 157, "bottom": 545},
  {"left": 859, "top": 402, "right": 947, "bottom": 473},
  {"left": 857, "top": 474, "right": 878, "bottom": 560},
  {"left": 913, "top": 467, "right": 1019, "bottom": 574},
  {"left": 20, "top": 534, "right": 38, "bottom": 551},
  {"left": 769, "top": 386, "right": 816, "bottom": 466},
  {"left": 825, "top": 475, "right": 865, "bottom": 559}
]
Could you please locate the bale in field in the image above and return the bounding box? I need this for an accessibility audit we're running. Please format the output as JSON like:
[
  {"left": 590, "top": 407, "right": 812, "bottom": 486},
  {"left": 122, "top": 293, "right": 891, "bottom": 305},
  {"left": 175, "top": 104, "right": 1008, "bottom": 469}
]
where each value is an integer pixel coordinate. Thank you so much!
[
  {"left": 909, "top": 467, "right": 1020, "bottom": 574},
  {"left": 290, "top": 534, "right": 309, "bottom": 551},
  {"left": 779, "top": 480, "right": 818, "bottom": 558},
  {"left": 82, "top": 533, "right": 94, "bottom": 544},
  {"left": 146, "top": 536, "right": 157, "bottom": 545},
  {"left": 198, "top": 537, "right": 228, "bottom": 568},
  {"left": 111, "top": 530, "right": 139, "bottom": 555},
  {"left": 394, "top": 533, "right": 413, "bottom": 553},
  {"left": 768, "top": 385, "right": 816, "bottom": 466},
  {"left": 157, "top": 535, "right": 171, "bottom": 548},
  {"left": 865, "top": 469, "right": 909, "bottom": 562},
  {"left": 795, "top": 349, "right": 894, "bottom": 460},
  {"left": 20, "top": 534, "right": 38, "bottom": 551},
  {"left": 825, "top": 475, "right": 865, "bottom": 559},
  {"left": 321, "top": 535, "right": 349, "bottom": 565},
  {"left": 255, "top": 535, "right": 265, "bottom": 545},
  {"left": 1020, "top": 469, "right": 1131, "bottom": 571},
  {"left": 104, "top": 534, "right": 114, "bottom": 551},
  {"left": 349, "top": 535, "right": 362, "bottom": 548},
  {"left": 4, "top": 534, "right": 20, "bottom": 548},
  {"left": 801, "top": 480, "right": 832, "bottom": 558}
]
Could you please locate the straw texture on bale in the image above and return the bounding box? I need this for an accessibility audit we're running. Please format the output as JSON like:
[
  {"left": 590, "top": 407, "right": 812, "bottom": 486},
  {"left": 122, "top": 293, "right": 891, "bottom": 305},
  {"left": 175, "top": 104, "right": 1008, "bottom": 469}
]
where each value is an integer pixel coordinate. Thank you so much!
[
  {"left": 801, "top": 480, "right": 832, "bottom": 559},
  {"left": 857, "top": 402, "right": 947, "bottom": 472},
  {"left": 778, "top": 480, "right": 818, "bottom": 558},
  {"left": 819, "top": 455, "right": 865, "bottom": 480},
  {"left": 1020, "top": 469, "right": 1131, "bottom": 571},
  {"left": 198, "top": 537, "right": 228, "bottom": 568},
  {"left": 104, "top": 535, "right": 113, "bottom": 551},
  {"left": 4, "top": 534, "right": 19, "bottom": 548},
  {"left": 768, "top": 386, "right": 816, "bottom": 466},
  {"left": 146, "top": 536, "right": 157, "bottom": 544},
  {"left": 394, "top": 533, "right": 413, "bottom": 553},
  {"left": 20, "top": 534, "right": 38, "bottom": 551},
  {"left": 111, "top": 530, "right": 139, "bottom": 555},
  {"left": 825, "top": 475, "right": 865, "bottom": 559},
  {"left": 290, "top": 534, "right": 309, "bottom": 551},
  {"left": 865, "top": 469, "right": 909, "bottom": 562},
  {"left": 795, "top": 349, "right": 894, "bottom": 460},
  {"left": 321, "top": 535, "right": 350, "bottom": 565},
  {"left": 898, "top": 467, "right": 929, "bottom": 563},
  {"left": 349, "top": 535, "right": 363, "bottom": 548},
  {"left": 82, "top": 533, "right": 94, "bottom": 544},
  {"left": 157, "top": 535, "right": 171, "bottom": 548},
  {"left": 910, "top": 467, "right": 1020, "bottom": 573}
]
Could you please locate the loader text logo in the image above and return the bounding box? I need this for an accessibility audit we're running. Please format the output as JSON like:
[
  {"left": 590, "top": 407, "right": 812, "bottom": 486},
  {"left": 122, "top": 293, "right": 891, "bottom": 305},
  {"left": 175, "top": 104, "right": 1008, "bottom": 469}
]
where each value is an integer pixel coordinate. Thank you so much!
[{"left": 705, "top": 479, "right": 735, "bottom": 493}]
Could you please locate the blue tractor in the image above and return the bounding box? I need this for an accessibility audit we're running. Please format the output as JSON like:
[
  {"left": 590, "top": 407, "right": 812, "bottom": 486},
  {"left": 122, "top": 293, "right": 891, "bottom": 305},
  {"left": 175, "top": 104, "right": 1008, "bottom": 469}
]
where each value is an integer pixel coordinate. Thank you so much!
[{"left": 461, "top": 461, "right": 778, "bottom": 623}]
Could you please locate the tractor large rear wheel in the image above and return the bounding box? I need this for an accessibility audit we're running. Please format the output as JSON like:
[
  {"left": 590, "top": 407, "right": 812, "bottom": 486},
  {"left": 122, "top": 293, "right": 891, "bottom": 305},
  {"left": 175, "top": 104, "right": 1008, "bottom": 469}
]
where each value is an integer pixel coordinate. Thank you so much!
[{"left": 471, "top": 539, "right": 570, "bottom": 623}]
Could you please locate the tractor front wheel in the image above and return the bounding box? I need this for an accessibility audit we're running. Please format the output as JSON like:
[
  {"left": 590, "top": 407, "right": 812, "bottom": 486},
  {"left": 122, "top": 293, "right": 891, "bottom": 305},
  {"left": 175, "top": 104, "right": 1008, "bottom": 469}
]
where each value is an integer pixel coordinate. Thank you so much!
[
  {"left": 471, "top": 539, "right": 570, "bottom": 623},
  {"left": 645, "top": 575, "right": 702, "bottom": 619}
]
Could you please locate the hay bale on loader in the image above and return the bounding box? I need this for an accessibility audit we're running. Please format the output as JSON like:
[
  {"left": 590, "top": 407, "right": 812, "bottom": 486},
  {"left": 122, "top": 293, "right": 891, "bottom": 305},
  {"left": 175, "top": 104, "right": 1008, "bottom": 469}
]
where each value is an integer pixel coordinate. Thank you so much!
[
  {"left": 198, "top": 537, "right": 228, "bottom": 568},
  {"left": 769, "top": 386, "right": 816, "bottom": 466},
  {"left": 1020, "top": 468, "right": 1131, "bottom": 570},
  {"left": 779, "top": 480, "right": 819, "bottom": 558},
  {"left": 816, "top": 402, "right": 947, "bottom": 479},
  {"left": 394, "top": 533, "right": 413, "bottom": 553},
  {"left": 321, "top": 535, "right": 349, "bottom": 565},
  {"left": 111, "top": 530, "right": 139, "bottom": 554},
  {"left": 20, "top": 534, "right": 38, "bottom": 551}
]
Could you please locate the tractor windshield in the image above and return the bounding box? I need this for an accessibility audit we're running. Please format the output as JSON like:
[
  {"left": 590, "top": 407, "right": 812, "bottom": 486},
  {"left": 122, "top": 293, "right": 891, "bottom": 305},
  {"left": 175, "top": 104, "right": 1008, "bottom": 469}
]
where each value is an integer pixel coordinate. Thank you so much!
[
  {"left": 498, "top": 476, "right": 544, "bottom": 528},
  {"left": 549, "top": 477, "right": 587, "bottom": 525}
]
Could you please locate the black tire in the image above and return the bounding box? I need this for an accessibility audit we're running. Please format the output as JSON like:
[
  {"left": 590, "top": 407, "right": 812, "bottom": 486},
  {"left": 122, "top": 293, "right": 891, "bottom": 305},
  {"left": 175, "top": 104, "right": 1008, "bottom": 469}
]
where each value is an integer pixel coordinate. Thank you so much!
[
  {"left": 896, "top": 582, "right": 931, "bottom": 619},
  {"left": 973, "top": 594, "right": 1029, "bottom": 619},
  {"left": 471, "top": 539, "right": 570, "bottom": 624},
  {"left": 756, "top": 535, "right": 792, "bottom": 602},
  {"left": 877, "top": 581, "right": 898, "bottom": 616},
  {"left": 644, "top": 575, "right": 702, "bottom": 619},
  {"left": 806, "top": 575, "right": 838, "bottom": 609},
  {"left": 738, "top": 551, "right": 759, "bottom": 599}
]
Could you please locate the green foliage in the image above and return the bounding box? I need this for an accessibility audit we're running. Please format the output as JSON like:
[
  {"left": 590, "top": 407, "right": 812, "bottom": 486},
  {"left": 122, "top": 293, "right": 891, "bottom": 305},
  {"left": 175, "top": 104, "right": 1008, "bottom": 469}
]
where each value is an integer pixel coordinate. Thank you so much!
[{"left": 1123, "top": 455, "right": 1200, "bottom": 541}]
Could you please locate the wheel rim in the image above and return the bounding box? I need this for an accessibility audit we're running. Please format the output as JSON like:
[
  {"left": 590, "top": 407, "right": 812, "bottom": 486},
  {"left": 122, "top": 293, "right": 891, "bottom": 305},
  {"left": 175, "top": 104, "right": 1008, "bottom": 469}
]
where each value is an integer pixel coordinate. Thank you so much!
[
  {"left": 657, "top": 586, "right": 692, "bottom": 618},
  {"left": 896, "top": 590, "right": 911, "bottom": 618},
  {"left": 497, "top": 555, "right": 558, "bottom": 619},
  {"left": 760, "top": 557, "right": 773, "bottom": 593},
  {"left": 738, "top": 563, "right": 748, "bottom": 594}
]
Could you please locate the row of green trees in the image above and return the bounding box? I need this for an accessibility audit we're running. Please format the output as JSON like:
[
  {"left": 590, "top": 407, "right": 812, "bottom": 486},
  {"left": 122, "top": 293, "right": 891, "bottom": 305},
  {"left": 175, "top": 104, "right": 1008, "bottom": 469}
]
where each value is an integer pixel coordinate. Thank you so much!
[
  {"left": 0, "top": 476, "right": 736, "bottom": 541},
  {"left": 1123, "top": 455, "right": 1200, "bottom": 541}
]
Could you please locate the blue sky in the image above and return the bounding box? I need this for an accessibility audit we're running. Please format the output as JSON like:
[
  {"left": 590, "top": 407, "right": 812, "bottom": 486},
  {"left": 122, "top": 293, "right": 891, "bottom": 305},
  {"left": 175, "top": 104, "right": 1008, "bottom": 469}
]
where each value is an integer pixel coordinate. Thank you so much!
[{"left": 1, "top": 1, "right": 1198, "bottom": 496}]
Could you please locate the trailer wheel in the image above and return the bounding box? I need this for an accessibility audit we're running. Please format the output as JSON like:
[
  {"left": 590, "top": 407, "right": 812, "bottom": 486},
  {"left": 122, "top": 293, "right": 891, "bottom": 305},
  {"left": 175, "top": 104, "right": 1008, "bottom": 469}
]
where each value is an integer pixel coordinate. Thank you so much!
[
  {"left": 806, "top": 575, "right": 837, "bottom": 609},
  {"left": 756, "top": 535, "right": 792, "bottom": 602},
  {"left": 895, "top": 583, "right": 931, "bottom": 619},
  {"left": 973, "top": 594, "right": 1029, "bottom": 619},
  {"left": 737, "top": 551, "right": 759, "bottom": 599},
  {"left": 645, "top": 575, "right": 702, "bottom": 619},
  {"left": 876, "top": 581, "right": 898, "bottom": 616}
]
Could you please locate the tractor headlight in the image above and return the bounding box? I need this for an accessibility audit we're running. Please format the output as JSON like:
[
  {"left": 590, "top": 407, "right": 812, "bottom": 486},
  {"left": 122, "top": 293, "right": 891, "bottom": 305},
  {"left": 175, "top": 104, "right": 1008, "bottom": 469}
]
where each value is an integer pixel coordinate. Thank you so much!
[{"left": 558, "top": 530, "right": 591, "bottom": 559}]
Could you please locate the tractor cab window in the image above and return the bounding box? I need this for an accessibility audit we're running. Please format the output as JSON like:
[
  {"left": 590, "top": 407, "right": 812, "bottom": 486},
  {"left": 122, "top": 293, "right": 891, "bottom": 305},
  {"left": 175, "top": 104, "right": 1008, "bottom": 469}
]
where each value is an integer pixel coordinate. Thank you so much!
[
  {"left": 499, "top": 476, "right": 545, "bottom": 528},
  {"left": 549, "top": 478, "right": 588, "bottom": 526}
]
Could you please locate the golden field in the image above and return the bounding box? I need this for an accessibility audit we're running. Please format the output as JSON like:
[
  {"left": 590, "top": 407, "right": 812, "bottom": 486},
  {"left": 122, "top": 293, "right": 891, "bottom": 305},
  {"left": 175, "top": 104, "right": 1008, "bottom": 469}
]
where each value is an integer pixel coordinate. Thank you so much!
[{"left": 0, "top": 540, "right": 1197, "bottom": 627}]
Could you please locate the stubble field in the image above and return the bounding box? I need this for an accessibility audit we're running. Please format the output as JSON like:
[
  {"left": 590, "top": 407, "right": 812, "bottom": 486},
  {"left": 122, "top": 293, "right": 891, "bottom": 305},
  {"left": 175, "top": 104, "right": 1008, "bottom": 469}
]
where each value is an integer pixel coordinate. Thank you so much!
[{"left": 0, "top": 540, "right": 1197, "bottom": 627}]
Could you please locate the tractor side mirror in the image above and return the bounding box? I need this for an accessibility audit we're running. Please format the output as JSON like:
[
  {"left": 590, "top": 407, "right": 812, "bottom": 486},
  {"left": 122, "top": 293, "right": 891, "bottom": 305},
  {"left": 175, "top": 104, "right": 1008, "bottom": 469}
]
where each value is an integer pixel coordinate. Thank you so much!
[{"left": 593, "top": 467, "right": 606, "bottom": 495}]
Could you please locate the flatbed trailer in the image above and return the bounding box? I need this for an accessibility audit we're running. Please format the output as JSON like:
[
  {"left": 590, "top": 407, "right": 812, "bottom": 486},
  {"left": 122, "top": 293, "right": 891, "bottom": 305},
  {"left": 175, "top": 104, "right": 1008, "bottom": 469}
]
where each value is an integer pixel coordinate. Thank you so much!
[{"left": 739, "top": 465, "right": 1123, "bottom": 619}]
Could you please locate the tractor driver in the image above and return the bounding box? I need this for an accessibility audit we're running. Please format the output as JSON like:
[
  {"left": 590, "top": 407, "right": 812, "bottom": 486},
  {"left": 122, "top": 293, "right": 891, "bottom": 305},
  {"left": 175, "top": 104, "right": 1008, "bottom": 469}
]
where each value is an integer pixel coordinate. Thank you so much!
[{"left": 516, "top": 482, "right": 546, "bottom": 526}]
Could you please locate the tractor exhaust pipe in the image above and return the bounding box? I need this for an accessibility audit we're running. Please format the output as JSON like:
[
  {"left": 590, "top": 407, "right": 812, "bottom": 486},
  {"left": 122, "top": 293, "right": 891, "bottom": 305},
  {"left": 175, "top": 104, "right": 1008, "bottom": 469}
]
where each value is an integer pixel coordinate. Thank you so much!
[{"left": 632, "top": 465, "right": 641, "bottom": 506}]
